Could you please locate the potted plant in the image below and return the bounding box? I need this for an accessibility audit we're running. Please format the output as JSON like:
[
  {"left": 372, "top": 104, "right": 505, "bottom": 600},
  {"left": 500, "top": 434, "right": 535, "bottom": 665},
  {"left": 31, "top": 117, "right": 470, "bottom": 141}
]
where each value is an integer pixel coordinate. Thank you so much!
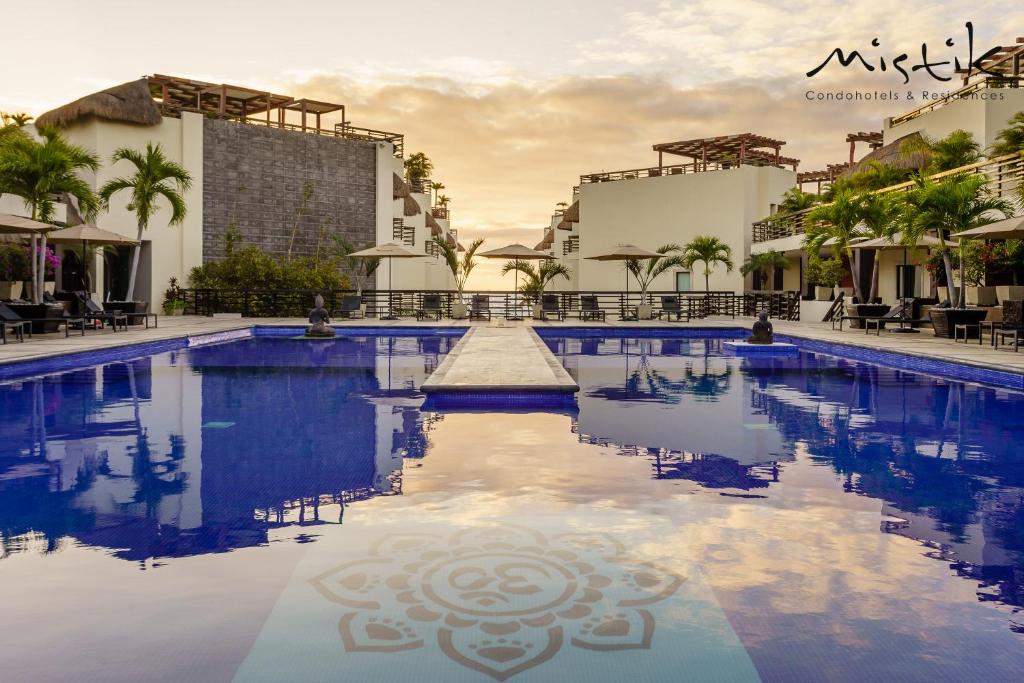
[
  {"left": 433, "top": 236, "right": 484, "bottom": 319},
  {"left": 162, "top": 277, "right": 185, "bottom": 315},
  {"left": 626, "top": 244, "right": 688, "bottom": 319},
  {"left": 0, "top": 243, "right": 29, "bottom": 300},
  {"left": 961, "top": 241, "right": 997, "bottom": 306}
]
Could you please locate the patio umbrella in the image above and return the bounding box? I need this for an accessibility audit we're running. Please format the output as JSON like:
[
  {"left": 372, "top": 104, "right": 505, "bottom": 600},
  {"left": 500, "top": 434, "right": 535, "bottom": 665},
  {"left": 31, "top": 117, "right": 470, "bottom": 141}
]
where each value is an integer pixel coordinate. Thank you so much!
[
  {"left": 46, "top": 225, "right": 140, "bottom": 294},
  {"left": 0, "top": 214, "right": 58, "bottom": 303},
  {"left": 584, "top": 244, "right": 664, "bottom": 308},
  {"left": 479, "top": 243, "right": 553, "bottom": 321},
  {"left": 348, "top": 241, "right": 425, "bottom": 320},
  {"left": 953, "top": 215, "right": 1024, "bottom": 241},
  {"left": 851, "top": 232, "right": 944, "bottom": 333}
]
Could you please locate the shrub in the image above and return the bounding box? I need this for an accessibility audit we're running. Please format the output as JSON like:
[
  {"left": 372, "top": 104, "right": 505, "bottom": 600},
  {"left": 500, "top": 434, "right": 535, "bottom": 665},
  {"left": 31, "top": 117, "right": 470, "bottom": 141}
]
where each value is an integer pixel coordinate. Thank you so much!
[
  {"left": 188, "top": 245, "right": 350, "bottom": 291},
  {"left": 0, "top": 243, "right": 30, "bottom": 281},
  {"left": 806, "top": 257, "right": 843, "bottom": 288}
]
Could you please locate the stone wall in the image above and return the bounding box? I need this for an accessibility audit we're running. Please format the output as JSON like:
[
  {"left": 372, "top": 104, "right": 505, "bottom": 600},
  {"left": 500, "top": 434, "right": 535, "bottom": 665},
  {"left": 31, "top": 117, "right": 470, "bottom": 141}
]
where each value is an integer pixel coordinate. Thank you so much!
[{"left": 202, "top": 119, "right": 377, "bottom": 262}]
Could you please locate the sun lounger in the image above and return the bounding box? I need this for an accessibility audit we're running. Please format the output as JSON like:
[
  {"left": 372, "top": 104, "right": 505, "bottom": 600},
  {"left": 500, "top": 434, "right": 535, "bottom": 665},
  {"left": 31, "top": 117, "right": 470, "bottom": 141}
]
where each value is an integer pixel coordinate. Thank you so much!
[
  {"left": 469, "top": 295, "right": 491, "bottom": 321},
  {"left": 0, "top": 303, "right": 85, "bottom": 338},
  {"left": 658, "top": 295, "right": 688, "bottom": 321},
  {"left": 539, "top": 294, "right": 565, "bottom": 321},
  {"left": 576, "top": 295, "right": 606, "bottom": 321},
  {"left": 416, "top": 294, "right": 444, "bottom": 320},
  {"left": 78, "top": 296, "right": 128, "bottom": 331}
]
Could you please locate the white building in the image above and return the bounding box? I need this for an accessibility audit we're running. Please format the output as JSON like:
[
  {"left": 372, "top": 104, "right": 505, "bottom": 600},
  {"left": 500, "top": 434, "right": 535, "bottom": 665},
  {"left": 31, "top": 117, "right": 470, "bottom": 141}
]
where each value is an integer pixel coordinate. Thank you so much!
[
  {"left": 18, "top": 75, "right": 455, "bottom": 307},
  {"left": 541, "top": 133, "right": 798, "bottom": 294}
]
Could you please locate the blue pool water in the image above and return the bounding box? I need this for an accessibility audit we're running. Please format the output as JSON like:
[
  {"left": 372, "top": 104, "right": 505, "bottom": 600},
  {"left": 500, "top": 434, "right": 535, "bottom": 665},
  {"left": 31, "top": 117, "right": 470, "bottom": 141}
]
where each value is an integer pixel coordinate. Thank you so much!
[{"left": 1, "top": 331, "right": 1023, "bottom": 682}]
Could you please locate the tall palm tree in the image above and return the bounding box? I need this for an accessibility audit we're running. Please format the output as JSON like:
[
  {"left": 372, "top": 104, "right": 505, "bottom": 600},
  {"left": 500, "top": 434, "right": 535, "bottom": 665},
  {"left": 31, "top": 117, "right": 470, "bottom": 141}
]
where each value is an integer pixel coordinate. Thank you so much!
[
  {"left": 434, "top": 236, "right": 484, "bottom": 300},
  {"left": 682, "top": 235, "right": 734, "bottom": 292},
  {"left": 502, "top": 259, "right": 571, "bottom": 302},
  {"left": 855, "top": 192, "right": 900, "bottom": 301},
  {"left": 990, "top": 111, "right": 1024, "bottom": 157},
  {"left": 804, "top": 189, "right": 865, "bottom": 301},
  {"left": 778, "top": 187, "right": 819, "bottom": 215},
  {"left": 899, "top": 173, "right": 1013, "bottom": 306},
  {"left": 404, "top": 152, "right": 433, "bottom": 191},
  {"left": 0, "top": 125, "right": 99, "bottom": 302},
  {"left": 740, "top": 250, "right": 789, "bottom": 291},
  {"left": 430, "top": 181, "right": 445, "bottom": 206},
  {"left": 927, "top": 129, "right": 981, "bottom": 172},
  {"left": 625, "top": 243, "right": 688, "bottom": 298},
  {"left": 99, "top": 143, "right": 192, "bottom": 301}
]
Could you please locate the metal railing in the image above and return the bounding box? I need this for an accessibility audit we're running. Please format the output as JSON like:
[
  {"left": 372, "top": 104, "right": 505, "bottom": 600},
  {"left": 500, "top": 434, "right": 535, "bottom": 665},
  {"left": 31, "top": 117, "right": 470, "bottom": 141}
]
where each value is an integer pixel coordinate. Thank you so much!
[
  {"left": 176, "top": 289, "right": 800, "bottom": 321},
  {"left": 752, "top": 152, "right": 1024, "bottom": 243},
  {"left": 580, "top": 163, "right": 722, "bottom": 185},
  {"left": 890, "top": 76, "right": 1023, "bottom": 126},
  {"left": 392, "top": 219, "right": 414, "bottom": 246}
]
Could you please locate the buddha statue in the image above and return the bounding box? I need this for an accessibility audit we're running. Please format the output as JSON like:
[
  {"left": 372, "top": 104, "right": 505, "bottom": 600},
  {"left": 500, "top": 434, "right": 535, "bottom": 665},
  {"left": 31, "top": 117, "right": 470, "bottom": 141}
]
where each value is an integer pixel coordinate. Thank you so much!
[
  {"left": 306, "top": 294, "right": 336, "bottom": 337},
  {"left": 747, "top": 311, "right": 774, "bottom": 344}
]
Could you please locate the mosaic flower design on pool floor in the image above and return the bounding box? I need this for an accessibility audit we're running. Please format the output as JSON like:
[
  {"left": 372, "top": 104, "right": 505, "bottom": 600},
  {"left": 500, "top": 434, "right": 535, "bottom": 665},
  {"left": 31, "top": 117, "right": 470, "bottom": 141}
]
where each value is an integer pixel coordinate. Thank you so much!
[{"left": 309, "top": 525, "right": 684, "bottom": 681}]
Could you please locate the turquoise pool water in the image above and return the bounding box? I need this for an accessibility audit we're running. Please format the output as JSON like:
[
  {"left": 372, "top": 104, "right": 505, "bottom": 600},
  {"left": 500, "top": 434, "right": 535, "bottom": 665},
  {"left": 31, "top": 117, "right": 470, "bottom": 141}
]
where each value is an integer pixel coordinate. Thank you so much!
[{"left": 1, "top": 331, "right": 1023, "bottom": 682}]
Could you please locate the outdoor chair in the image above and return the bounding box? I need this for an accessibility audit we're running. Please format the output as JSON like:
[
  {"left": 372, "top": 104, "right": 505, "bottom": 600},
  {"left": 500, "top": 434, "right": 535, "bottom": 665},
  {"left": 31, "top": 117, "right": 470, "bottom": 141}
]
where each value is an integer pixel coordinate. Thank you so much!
[
  {"left": 577, "top": 295, "right": 606, "bottom": 322},
  {"left": 0, "top": 303, "right": 84, "bottom": 338},
  {"left": 659, "top": 295, "right": 688, "bottom": 321},
  {"left": 469, "top": 295, "right": 491, "bottom": 321},
  {"left": 78, "top": 295, "right": 129, "bottom": 331},
  {"left": 100, "top": 300, "right": 158, "bottom": 329},
  {"left": 864, "top": 300, "right": 927, "bottom": 335},
  {"left": 992, "top": 300, "right": 1024, "bottom": 351},
  {"left": 416, "top": 294, "right": 444, "bottom": 321},
  {"left": 337, "top": 295, "right": 364, "bottom": 319},
  {"left": 833, "top": 303, "right": 893, "bottom": 331},
  {"left": 2, "top": 318, "right": 28, "bottom": 344},
  {"left": 539, "top": 294, "right": 565, "bottom": 321}
]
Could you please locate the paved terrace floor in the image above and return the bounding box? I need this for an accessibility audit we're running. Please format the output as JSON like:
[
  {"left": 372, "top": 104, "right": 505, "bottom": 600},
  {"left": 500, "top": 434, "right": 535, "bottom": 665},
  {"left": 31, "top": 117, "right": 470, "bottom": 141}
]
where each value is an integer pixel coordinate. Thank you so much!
[{"left": 1, "top": 315, "right": 1023, "bottom": 383}]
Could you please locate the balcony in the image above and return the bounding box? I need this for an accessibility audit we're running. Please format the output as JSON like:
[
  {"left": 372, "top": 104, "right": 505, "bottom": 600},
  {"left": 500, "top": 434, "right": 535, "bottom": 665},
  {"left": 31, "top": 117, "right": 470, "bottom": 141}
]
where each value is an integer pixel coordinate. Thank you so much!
[
  {"left": 431, "top": 206, "right": 449, "bottom": 220},
  {"left": 563, "top": 236, "right": 580, "bottom": 256},
  {"left": 751, "top": 152, "right": 1024, "bottom": 244},
  {"left": 393, "top": 219, "right": 415, "bottom": 246},
  {"left": 890, "top": 76, "right": 1023, "bottom": 126}
]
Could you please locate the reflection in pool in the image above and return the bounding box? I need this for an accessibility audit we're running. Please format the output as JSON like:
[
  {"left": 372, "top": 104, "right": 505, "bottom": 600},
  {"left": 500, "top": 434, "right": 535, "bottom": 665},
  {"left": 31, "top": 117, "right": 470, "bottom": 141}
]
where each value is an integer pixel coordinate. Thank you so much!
[{"left": 1, "top": 331, "right": 1023, "bottom": 681}]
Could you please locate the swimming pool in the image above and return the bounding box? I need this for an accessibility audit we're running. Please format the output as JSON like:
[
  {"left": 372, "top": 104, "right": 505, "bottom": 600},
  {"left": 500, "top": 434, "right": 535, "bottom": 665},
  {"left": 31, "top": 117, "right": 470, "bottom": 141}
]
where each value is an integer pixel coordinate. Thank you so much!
[{"left": 1, "top": 330, "right": 1023, "bottom": 681}]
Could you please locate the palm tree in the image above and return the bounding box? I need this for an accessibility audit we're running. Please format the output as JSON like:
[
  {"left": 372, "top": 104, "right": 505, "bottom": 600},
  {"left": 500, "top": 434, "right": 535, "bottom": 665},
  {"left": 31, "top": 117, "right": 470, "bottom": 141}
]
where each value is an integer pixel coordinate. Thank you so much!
[
  {"left": 990, "top": 111, "right": 1024, "bottom": 157},
  {"left": 404, "top": 152, "right": 433, "bottom": 191},
  {"left": 502, "top": 259, "right": 571, "bottom": 302},
  {"left": 804, "top": 189, "right": 865, "bottom": 301},
  {"left": 625, "top": 243, "right": 688, "bottom": 298},
  {"left": 434, "top": 236, "right": 484, "bottom": 301},
  {"left": 0, "top": 125, "right": 99, "bottom": 303},
  {"left": 0, "top": 112, "right": 32, "bottom": 128},
  {"left": 330, "top": 236, "right": 380, "bottom": 295},
  {"left": 99, "top": 143, "right": 192, "bottom": 301},
  {"left": 855, "top": 192, "right": 900, "bottom": 302},
  {"left": 778, "top": 187, "right": 819, "bottom": 215},
  {"left": 682, "top": 235, "right": 734, "bottom": 292},
  {"left": 927, "top": 129, "right": 981, "bottom": 172},
  {"left": 430, "top": 181, "right": 445, "bottom": 206},
  {"left": 899, "top": 173, "right": 1013, "bottom": 306},
  {"left": 740, "top": 250, "right": 789, "bottom": 291}
]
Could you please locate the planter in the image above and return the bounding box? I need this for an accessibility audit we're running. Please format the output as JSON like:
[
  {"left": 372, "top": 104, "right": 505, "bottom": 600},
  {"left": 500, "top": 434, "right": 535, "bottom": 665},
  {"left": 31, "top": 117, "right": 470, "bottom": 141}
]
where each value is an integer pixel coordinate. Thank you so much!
[
  {"left": 928, "top": 307, "right": 988, "bottom": 338},
  {"left": 44, "top": 281, "right": 56, "bottom": 295},
  {"left": 996, "top": 286, "right": 1024, "bottom": 303},
  {"left": 965, "top": 286, "right": 997, "bottom": 306},
  {"left": 104, "top": 300, "right": 149, "bottom": 325},
  {"left": 451, "top": 301, "right": 468, "bottom": 320},
  {"left": 532, "top": 303, "right": 542, "bottom": 319},
  {"left": 0, "top": 281, "right": 23, "bottom": 300},
  {"left": 815, "top": 286, "right": 832, "bottom": 301},
  {"left": 636, "top": 303, "right": 653, "bottom": 320},
  {"left": 838, "top": 287, "right": 855, "bottom": 298}
]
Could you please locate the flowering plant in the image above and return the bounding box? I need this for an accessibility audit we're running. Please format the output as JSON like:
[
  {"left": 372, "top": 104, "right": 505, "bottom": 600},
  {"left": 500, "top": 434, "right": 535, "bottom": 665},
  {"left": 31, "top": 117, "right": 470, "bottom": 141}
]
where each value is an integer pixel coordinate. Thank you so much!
[{"left": 27, "top": 245, "right": 61, "bottom": 280}]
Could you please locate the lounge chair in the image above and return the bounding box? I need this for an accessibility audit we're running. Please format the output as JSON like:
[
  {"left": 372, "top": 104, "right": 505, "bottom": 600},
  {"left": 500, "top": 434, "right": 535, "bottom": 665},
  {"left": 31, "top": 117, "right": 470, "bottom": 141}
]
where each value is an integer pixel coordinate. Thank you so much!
[
  {"left": 863, "top": 300, "right": 927, "bottom": 335},
  {"left": 577, "top": 295, "right": 605, "bottom": 321},
  {"left": 539, "top": 294, "right": 564, "bottom": 321},
  {"left": 0, "top": 303, "right": 84, "bottom": 338},
  {"left": 416, "top": 294, "right": 444, "bottom": 320},
  {"left": 99, "top": 299, "right": 158, "bottom": 328},
  {"left": 77, "top": 295, "right": 128, "bottom": 331},
  {"left": 832, "top": 303, "right": 894, "bottom": 331},
  {"left": 659, "top": 295, "right": 688, "bottom": 321},
  {"left": 992, "top": 300, "right": 1024, "bottom": 351},
  {"left": 469, "top": 295, "right": 491, "bottom": 321},
  {"left": 337, "top": 295, "right": 364, "bottom": 319},
  {"left": 2, "top": 318, "right": 29, "bottom": 344}
]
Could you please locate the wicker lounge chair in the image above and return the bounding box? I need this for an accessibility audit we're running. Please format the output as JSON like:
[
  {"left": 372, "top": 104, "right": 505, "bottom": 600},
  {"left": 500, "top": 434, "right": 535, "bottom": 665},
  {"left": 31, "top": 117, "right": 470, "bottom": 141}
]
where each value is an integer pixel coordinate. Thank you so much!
[
  {"left": 539, "top": 294, "right": 565, "bottom": 321},
  {"left": 577, "top": 295, "right": 605, "bottom": 321},
  {"left": 77, "top": 296, "right": 128, "bottom": 331},
  {"left": 0, "top": 302, "right": 85, "bottom": 338},
  {"left": 416, "top": 294, "right": 444, "bottom": 320},
  {"left": 659, "top": 295, "right": 688, "bottom": 321},
  {"left": 469, "top": 295, "right": 491, "bottom": 321},
  {"left": 337, "top": 295, "right": 364, "bottom": 319}
]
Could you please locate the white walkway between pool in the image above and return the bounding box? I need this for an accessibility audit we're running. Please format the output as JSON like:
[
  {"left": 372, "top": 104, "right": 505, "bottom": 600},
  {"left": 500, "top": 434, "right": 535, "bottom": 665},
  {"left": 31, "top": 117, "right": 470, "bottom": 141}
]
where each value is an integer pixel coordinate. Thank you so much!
[{"left": 421, "top": 325, "right": 578, "bottom": 394}]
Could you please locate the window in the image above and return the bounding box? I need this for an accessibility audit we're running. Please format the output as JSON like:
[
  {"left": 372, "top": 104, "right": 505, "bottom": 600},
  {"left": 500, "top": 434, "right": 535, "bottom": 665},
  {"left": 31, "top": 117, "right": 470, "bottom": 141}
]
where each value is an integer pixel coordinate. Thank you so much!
[{"left": 675, "top": 271, "right": 692, "bottom": 292}]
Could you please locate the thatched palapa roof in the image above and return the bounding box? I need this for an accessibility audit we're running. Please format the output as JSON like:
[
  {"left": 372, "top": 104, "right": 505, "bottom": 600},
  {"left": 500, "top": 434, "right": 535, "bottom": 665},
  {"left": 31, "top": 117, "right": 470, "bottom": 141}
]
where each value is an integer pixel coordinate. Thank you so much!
[
  {"left": 403, "top": 195, "right": 422, "bottom": 216},
  {"left": 557, "top": 218, "right": 573, "bottom": 231},
  {"left": 425, "top": 213, "right": 443, "bottom": 236},
  {"left": 842, "top": 132, "right": 930, "bottom": 176},
  {"left": 563, "top": 200, "right": 579, "bottom": 222},
  {"left": 36, "top": 79, "right": 162, "bottom": 129},
  {"left": 393, "top": 172, "right": 411, "bottom": 199}
]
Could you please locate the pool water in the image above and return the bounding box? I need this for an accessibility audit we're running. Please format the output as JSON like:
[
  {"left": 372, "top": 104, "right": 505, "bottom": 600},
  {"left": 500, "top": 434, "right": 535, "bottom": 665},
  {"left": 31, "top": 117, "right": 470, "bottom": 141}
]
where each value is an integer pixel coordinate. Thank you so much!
[{"left": 1, "top": 331, "right": 1023, "bottom": 682}]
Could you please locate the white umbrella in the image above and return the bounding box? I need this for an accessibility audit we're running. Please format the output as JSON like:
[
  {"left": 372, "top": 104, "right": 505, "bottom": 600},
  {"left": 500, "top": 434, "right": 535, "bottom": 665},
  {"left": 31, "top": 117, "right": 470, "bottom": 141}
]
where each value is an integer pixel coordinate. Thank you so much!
[
  {"left": 953, "top": 216, "right": 1024, "bottom": 241},
  {"left": 479, "top": 243, "right": 553, "bottom": 320},
  {"left": 584, "top": 244, "right": 664, "bottom": 305},
  {"left": 348, "top": 241, "right": 425, "bottom": 320}
]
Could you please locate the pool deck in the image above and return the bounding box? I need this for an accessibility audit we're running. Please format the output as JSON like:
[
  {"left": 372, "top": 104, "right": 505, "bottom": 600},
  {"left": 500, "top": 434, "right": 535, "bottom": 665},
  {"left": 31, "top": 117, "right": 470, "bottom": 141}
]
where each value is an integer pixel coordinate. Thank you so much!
[{"left": 1, "top": 315, "right": 1023, "bottom": 389}]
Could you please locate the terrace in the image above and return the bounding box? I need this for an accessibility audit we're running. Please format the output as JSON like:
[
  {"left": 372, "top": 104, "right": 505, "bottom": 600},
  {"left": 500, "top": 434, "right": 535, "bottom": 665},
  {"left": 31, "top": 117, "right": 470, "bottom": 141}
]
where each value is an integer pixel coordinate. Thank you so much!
[
  {"left": 148, "top": 74, "right": 405, "bottom": 156},
  {"left": 580, "top": 133, "right": 800, "bottom": 184}
]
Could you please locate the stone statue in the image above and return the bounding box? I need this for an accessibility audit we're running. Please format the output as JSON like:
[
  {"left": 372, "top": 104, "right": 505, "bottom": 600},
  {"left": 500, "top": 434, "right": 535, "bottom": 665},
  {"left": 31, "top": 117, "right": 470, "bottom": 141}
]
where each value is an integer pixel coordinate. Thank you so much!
[
  {"left": 306, "top": 294, "right": 336, "bottom": 337},
  {"left": 747, "top": 310, "right": 774, "bottom": 344}
]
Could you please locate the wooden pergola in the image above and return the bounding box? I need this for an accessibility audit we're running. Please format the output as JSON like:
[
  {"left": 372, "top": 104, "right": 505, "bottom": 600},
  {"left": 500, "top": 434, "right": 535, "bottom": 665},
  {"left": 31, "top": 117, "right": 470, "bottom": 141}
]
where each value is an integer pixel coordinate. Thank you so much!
[
  {"left": 845, "top": 131, "right": 883, "bottom": 165},
  {"left": 148, "top": 74, "right": 295, "bottom": 121},
  {"left": 957, "top": 37, "right": 1024, "bottom": 83},
  {"left": 279, "top": 99, "right": 346, "bottom": 132},
  {"left": 652, "top": 133, "right": 799, "bottom": 172},
  {"left": 797, "top": 163, "right": 851, "bottom": 193}
]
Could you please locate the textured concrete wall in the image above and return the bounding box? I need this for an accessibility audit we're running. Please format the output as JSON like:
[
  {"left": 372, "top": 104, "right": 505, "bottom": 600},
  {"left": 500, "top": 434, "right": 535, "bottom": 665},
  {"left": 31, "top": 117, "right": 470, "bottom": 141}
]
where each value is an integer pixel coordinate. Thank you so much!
[{"left": 202, "top": 119, "right": 377, "bottom": 262}]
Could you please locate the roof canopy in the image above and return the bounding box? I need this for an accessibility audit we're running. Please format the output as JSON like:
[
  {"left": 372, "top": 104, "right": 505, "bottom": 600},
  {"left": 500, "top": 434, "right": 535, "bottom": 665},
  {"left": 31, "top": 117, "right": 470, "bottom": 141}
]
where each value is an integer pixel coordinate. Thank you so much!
[
  {"left": 653, "top": 133, "right": 799, "bottom": 170},
  {"left": 956, "top": 39, "right": 1024, "bottom": 82},
  {"left": 149, "top": 74, "right": 294, "bottom": 118},
  {"left": 36, "top": 79, "right": 162, "bottom": 128}
]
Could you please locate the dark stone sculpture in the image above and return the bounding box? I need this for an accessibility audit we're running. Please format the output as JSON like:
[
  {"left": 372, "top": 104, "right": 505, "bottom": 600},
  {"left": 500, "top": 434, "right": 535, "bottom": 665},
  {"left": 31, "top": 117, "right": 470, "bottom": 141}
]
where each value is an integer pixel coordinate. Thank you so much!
[
  {"left": 306, "top": 295, "right": 336, "bottom": 337},
  {"left": 747, "top": 311, "right": 774, "bottom": 344}
]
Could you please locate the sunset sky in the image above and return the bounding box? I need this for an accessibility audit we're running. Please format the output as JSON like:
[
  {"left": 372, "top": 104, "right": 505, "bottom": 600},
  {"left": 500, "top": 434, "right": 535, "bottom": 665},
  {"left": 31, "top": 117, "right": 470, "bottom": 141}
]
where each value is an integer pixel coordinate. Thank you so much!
[{"left": 4, "top": 0, "right": 1023, "bottom": 286}]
